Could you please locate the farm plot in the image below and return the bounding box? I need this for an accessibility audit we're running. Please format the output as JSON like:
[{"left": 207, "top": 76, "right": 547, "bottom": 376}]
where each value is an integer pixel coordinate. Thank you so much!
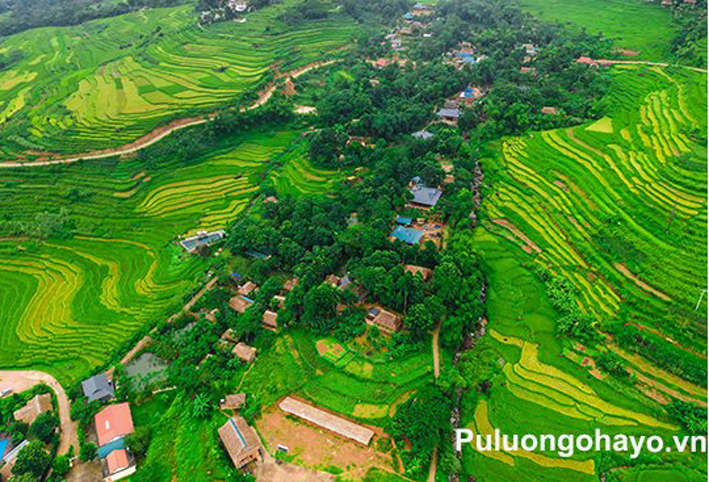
[
  {"left": 239, "top": 332, "right": 433, "bottom": 425},
  {"left": 517, "top": 0, "right": 677, "bottom": 62},
  {"left": 485, "top": 66, "right": 707, "bottom": 362},
  {"left": 463, "top": 66, "right": 707, "bottom": 482},
  {"left": 0, "top": 0, "right": 356, "bottom": 157},
  {"left": 0, "top": 129, "right": 301, "bottom": 383}
]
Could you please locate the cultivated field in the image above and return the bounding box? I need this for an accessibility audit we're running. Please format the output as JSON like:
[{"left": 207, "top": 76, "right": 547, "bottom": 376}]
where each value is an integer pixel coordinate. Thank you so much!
[
  {"left": 517, "top": 0, "right": 677, "bottom": 62},
  {"left": 0, "top": 0, "right": 356, "bottom": 157},
  {"left": 0, "top": 128, "right": 312, "bottom": 383},
  {"left": 464, "top": 65, "right": 707, "bottom": 481}
]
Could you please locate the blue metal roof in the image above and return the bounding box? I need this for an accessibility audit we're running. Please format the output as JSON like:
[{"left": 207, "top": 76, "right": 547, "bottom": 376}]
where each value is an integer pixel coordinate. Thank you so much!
[
  {"left": 0, "top": 439, "right": 8, "bottom": 460},
  {"left": 98, "top": 437, "right": 126, "bottom": 459},
  {"left": 391, "top": 226, "right": 423, "bottom": 245},
  {"left": 396, "top": 216, "right": 413, "bottom": 225}
]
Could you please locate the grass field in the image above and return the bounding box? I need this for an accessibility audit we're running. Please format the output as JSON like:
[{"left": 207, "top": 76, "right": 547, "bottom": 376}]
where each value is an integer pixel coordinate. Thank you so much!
[
  {"left": 0, "top": 128, "right": 318, "bottom": 383},
  {"left": 462, "top": 65, "right": 707, "bottom": 481},
  {"left": 517, "top": 0, "right": 677, "bottom": 62},
  {"left": 0, "top": 0, "right": 356, "bottom": 157}
]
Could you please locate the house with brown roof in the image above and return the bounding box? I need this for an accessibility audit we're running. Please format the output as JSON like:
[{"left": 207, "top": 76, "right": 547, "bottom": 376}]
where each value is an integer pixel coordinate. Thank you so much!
[
  {"left": 325, "top": 274, "right": 341, "bottom": 286},
  {"left": 404, "top": 265, "right": 433, "bottom": 281},
  {"left": 218, "top": 417, "right": 263, "bottom": 469},
  {"left": 233, "top": 343, "right": 257, "bottom": 363},
  {"left": 366, "top": 307, "right": 402, "bottom": 333},
  {"left": 103, "top": 449, "right": 135, "bottom": 482},
  {"left": 541, "top": 106, "right": 558, "bottom": 115},
  {"left": 238, "top": 281, "right": 258, "bottom": 297},
  {"left": 229, "top": 295, "right": 253, "bottom": 313},
  {"left": 221, "top": 328, "right": 238, "bottom": 343},
  {"left": 220, "top": 394, "right": 247, "bottom": 411},
  {"left": 262, "top": 310, "right": 278, "bottom": 331},
  {"left": 13, "top": 393, "right": 52, "bottom": 425},
  {"left": 283, "top": 277, "right": 298, "bottom": 292}
]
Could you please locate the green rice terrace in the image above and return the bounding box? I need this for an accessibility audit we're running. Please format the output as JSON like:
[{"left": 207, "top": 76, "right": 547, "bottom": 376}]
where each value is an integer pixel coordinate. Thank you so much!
[
  {"left": 0, "top": 0, "right": 355, "bottom": 158},
  {"left": 464, "top": 65, "right": 707, "bottom": 481},
  {"left": 0, "top": 127, "right": 336, "bottom": 383}
]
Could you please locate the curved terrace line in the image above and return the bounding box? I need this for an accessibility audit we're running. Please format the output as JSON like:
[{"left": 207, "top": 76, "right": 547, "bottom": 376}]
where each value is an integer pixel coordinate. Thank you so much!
[{"left": 0, "top": 60, "right": 336, "bottom": 169}]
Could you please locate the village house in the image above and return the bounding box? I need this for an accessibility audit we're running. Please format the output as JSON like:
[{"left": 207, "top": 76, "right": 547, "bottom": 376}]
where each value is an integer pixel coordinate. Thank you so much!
[
  {"left": 238, "top": 281, "right": 258, "bottom": 297},
  {"left": 411, "top": 129, "right": 434, "bottom": 140},
  {"left": 279, "top": 397, "right": 375, "bottom": 445},
  {"left": 262, "top": 310, "right": 278, "bottom": 331},
  {"left": 412, "top": 2, "right": 432, "bottom": 16},
  {"left": 367, "top": 307, "right": 403, "bottom": 333},
  {"left": 179, "top": 230, "right": 225, "bottom": 253},
  {"left": 95, "top": 403, "right": 136, "bottom": 481},
  {"left": 458, "top": 87, "right": 485, "bottom": 105},
  {"left": 218, "top": 417, "right": 263, "bottom": 470},
  {"left": 82, "top": 373, "right": 115, "bottom": 402},
  {"left": 233, "top": 343, "right": 257, "bottom": 363},
  {"left": 404, "top": 264, "right": 433, "bottom": 281},
  {"left": 13, "top": 393, "right": 52, "bottom": 425},
  {"left": 437, "top": 106, "right": 461, "bottom": 125},
  {"left": 229, "top": 295, "right": 253, "bottom": 313},
  {"left": 283, "top": 277, "right": 298, "bottom": 292},
  {"left": 541, "top": 106, "right": 558, "bottom": 115},
  {"left": 390, "top": 225, "right": 424, "bottom": 245},
  {"left": 409, "top": 185, "right": 443, "bottom": 209},
  {"left": 220, "top": 393, "right": 247, "bottom": 412}
]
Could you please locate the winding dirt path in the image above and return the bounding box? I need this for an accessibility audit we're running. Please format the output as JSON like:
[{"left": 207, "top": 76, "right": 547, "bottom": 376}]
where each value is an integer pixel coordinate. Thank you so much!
[
  {"left": 0, "top": 60, "right": 337, "bottom": 169},
  {"left": 0, "top": 370, "right": 78, "bottom": 454}
]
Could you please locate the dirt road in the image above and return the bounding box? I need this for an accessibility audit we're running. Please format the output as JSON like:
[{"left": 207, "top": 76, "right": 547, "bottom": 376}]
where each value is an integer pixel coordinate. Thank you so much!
[
  {"left": 0, "top": 370, "right": 78, "bottom": 454},
  {"left": 0, "top": 60, "right": 337, "bottom": 169}
]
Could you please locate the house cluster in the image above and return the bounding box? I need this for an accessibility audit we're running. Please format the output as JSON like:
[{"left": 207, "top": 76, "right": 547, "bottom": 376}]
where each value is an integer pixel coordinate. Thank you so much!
[
  {"left": 1, "top": 392, "right": 55, "bottom": 479},
  {"left": 445, "top": 42, "right": 486, "bottom": 70},
  {"left": 81, "top": 374, "right": 137, "bottom": 481},
  {"left": 199, "top": 0, "right": 250, "bottom": 24},
  {"left": 218, "top": 276, "right": 297, "bottom": 364},
  {"left": 434, "top": 86, "right": 486, "bottom": 126}
]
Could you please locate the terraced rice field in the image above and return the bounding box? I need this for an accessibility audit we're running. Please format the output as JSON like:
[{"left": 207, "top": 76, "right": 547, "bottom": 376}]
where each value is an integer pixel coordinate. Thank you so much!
[
  {"left": 0, "top": 129, "right": 302, "bottom": 382},
  {"left": 517, "top": 0, "right": 677, "bottom": 62},
  {"left": 0, "top": 0, "right": 356, "bottom": 157},
  {"left": 464, "top": 66, "right": 707, "bottom": 481},
  {"left": 270, "top": 144, "right": 336, "bottom": 196}
]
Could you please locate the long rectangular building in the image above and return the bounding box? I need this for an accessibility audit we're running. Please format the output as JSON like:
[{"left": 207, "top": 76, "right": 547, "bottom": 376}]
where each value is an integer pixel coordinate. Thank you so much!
[{"left": 279, "top": 397, "right": 374, "bottom": 445}]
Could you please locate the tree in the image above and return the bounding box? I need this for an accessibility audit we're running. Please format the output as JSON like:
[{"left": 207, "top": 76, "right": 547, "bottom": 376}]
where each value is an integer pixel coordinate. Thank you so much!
[
  {"left": 29, "top": 411, "right": 58, "bottom": 444},
  {"left": 12, "top": 441, "right": 50, "bottom": 479},
  {"left": 79, "top": 443, "right": 97, "bottom": 462},
  {"left": 302, "top": 283, "right": 340, "bottom": 332},
  {"left": 51, "top": 455, "right": 71, "bottom": 478},
  {"left": 191, "top": 393, "right": 211, "bottom": 419}
]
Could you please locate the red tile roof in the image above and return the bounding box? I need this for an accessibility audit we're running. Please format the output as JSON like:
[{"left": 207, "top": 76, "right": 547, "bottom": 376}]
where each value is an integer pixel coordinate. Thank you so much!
[
  {"left": 106, "top": 448, "right": 130, "bottom": 474},
  {"left": 95, "top": 403, "right": 134, "bottom": 447}
]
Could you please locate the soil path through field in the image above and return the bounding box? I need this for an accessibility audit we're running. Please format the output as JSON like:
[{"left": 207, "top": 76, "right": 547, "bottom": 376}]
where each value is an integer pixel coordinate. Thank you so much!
[
  {"left": 0, "top": 370, "right": 78, "bottom": 454},
  {"left": 427, "top": 445, "right": 438, "bottom": 482},
  {"left": 0, "top": 60, "right": 337, "bottom": 169}
]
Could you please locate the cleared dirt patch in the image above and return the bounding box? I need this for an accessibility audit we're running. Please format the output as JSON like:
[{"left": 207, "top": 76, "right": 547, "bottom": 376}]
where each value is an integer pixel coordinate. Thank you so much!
[{"left": 256, "top": 405, "right": 392, "bottom": 475}]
